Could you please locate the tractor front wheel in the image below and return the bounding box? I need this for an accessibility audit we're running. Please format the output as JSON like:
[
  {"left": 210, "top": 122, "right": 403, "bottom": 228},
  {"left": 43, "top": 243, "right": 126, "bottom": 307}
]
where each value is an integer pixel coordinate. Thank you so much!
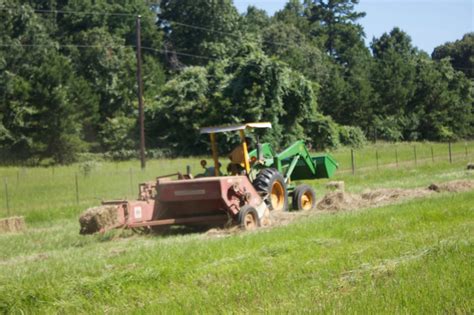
[
  {"left": 238, "top": 205, "right": 260, "bottom": 231},
  {"left": 292, "top": 184, "right": 316, "bottom": 211},
  {"left": 253, "top": 168, "right": 288, "bottom": 211}
]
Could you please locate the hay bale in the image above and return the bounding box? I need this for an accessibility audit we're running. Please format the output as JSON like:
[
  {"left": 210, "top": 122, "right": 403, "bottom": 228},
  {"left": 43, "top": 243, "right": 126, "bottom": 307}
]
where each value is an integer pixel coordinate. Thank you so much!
[
  {"left": 467, "top": 163, "right": 474, "bottom": 170},
  {"left": 326, "top": 181, "right": 345, "bottom": 191},
  {"left": 316, "top": 191, "right": 361, "bottom": 211},
  {"left": 428, "top": 180, "right": 474, "bottom": 193},
  {"left": 79, "top": 205, "right": 119, "bottom": 235},
  {"left": 0, "top": 216, "right": 26, "bottom": 234}
]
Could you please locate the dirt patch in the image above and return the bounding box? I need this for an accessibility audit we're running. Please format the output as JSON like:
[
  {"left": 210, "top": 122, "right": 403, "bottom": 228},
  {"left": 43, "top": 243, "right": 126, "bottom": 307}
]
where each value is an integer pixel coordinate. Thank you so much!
[
  {"left": 79, "top": 206, "right": 120, "bottom": 235},
  {"left": 0, "top": 216, "right": 26, "bottom": 234}
]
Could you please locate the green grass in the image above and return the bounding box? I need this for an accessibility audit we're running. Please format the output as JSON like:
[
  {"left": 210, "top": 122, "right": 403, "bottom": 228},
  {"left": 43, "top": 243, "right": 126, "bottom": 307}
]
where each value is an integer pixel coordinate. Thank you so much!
[
  {"left": 0, "top": 191, "right": 472, "bottom": 313},
  {"left": 0, "top": 141, "right": 473, "bottom": 313}
]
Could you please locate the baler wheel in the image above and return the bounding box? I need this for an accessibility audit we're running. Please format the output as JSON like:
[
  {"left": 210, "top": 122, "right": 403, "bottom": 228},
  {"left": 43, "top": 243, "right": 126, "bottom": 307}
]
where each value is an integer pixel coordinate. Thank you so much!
[
  {"left": 292, "top": 184, "right": 316, "bottom": 211},
  {"left": 238, "top": 205, "right": 260, "bottom": 231},
  {"left": 253, "top": 168, "right": 288, "bottom": 211}
]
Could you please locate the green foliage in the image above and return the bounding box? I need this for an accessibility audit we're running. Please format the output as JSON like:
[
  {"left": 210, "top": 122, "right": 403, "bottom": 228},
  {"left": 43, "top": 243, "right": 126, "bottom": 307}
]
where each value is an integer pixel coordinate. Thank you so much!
[
  {"left": 100, "top": 115, "right": 138, "bottom": 153},
  {"left": 432, "top": 32, "right": 474, "bottom": 79},
  {"left": 0, "top": 0, "right": 472, "bottom": 163},
  {"left": 306, "top": 113, "right": 341, "bottom": 150},
  {"left": 338, "top": 125, "right": 366, "bottom": 148},
  {"left": 308, "top": 0, "right": 366, "bottom": 57},
  {"left": 158, "top": 0, "right": 241, "bottom": 65},
  {"left": 147, "top": 46, "right": 321, "bottom": 154}
]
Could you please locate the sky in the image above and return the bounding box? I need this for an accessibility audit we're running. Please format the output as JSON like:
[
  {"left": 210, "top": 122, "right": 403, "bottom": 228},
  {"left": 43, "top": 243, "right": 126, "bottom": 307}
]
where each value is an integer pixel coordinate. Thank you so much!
[{"left": 233, "top": 0, "right": 474, "bottom": 54}]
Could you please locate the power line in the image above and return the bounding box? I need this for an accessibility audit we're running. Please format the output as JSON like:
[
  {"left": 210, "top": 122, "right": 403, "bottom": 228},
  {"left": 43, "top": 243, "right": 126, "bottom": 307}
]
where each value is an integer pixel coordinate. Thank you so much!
[
  {"left": 1, "top": 6, "right": 472, "bottom": 71},
  {"left": 1, "top": 6, "right": 294, "bottom": 49},
  {"left": 0, "top": 6, "right": 140, "bottom": 17},
  {"left": 0, "top": 43, "right": 219, "bottom": 61},
  {"left": 142, "top": 46, "right": 218, "bottom": 61}
]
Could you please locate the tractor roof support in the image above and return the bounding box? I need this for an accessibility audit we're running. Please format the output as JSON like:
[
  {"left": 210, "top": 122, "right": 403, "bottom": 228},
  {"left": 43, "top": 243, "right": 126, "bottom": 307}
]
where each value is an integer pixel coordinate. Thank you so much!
[{"left": 239, "top": 130, "right": 251, "bottom": 174}]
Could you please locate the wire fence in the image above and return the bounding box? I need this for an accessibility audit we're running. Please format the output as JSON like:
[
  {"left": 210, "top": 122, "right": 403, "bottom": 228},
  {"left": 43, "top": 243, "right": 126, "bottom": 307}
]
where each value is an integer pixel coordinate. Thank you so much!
[{"left": 0, "top": 141, "right": 472, "bottom": 219}]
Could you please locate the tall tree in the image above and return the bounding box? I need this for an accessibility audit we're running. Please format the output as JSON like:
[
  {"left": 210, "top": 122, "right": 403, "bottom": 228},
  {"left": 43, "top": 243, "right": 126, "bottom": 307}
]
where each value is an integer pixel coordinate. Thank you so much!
[
  {"left": 308, "top": 0, "right": 366, "bottom": 58},
  {"left": 0, "top": 5, "right": 85, "bottom": 163},
  {"left": 370, "top": 28, "right": 418, "bottom": 140},
  {"left": 432, "top": 33, "right": 474, "bottom": 80},
  {"left": 158, "top": 0, "right": 241, "bottom": 65}
]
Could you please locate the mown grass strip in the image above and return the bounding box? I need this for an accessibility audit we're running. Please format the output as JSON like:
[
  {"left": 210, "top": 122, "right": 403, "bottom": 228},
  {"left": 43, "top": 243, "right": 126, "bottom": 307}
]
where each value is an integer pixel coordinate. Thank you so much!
[{"left": 0, "top": 190, "right": 472, "bottom": 313}]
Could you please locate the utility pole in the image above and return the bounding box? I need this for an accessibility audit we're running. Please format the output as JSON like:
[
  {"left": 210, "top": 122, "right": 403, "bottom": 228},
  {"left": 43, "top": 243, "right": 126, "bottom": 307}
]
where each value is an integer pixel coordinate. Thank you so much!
[{"left": 136, "top": 15, "right": 146, "bottom": 169}]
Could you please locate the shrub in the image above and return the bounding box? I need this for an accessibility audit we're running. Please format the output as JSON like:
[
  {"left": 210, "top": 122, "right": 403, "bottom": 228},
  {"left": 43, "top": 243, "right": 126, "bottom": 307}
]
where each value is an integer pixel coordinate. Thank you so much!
[{"left": 339, "top": 125, "right": 367, "bottom": 148}]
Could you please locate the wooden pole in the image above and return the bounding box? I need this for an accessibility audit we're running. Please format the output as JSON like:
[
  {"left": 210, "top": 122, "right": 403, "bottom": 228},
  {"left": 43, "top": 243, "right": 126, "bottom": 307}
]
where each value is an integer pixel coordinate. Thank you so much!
[
  {"left": 448, "top": 141, "right": 452, "bottom": 163},
  {"left": 351, "top": 149, "right": 355, "bottom": 175},
  {"left": 75, "top": 173, "right": 79, "bottom": 205},
  {"left": 129, "top": 168, "right": 134, "bottom": 196},
  {"left": 4, "top": 178, "right": 10, "bottom": 216},
  {"left": 136, "top": 15, "right": 146, "bottom": 170},
  {"left": 375, "top": 150, "right": 379, "bottom": 170},
  {"left": 413, "top": 146, "right": 417, "bottom": 167},
  {"left": 395, "top": 148, "right": 399, "bottom": 167}
]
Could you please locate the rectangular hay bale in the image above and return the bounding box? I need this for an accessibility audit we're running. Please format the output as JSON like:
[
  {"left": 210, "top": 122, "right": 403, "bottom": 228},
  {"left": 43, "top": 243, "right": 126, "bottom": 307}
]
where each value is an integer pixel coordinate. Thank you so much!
[{"left": 0, "top": 216, "right": 26, "bottom": 233}]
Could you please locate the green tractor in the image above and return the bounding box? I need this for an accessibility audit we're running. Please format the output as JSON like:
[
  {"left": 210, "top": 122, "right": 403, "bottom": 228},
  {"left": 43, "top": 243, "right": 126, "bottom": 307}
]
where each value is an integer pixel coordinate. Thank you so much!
[{"left": 198, "top": 122, "right": 338, "bottom": 211}]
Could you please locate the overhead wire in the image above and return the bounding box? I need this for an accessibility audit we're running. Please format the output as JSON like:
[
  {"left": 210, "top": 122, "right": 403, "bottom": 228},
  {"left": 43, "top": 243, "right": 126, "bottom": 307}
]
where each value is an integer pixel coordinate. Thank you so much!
[
  {"left": 0, "top": 43, "right": 218, "bottom": 61},
  {"left": 0, "top": 5, "right": 472, "bottom": 72},
  {"left": 0, "top": 6, "right": 296, "bottom": 49}
]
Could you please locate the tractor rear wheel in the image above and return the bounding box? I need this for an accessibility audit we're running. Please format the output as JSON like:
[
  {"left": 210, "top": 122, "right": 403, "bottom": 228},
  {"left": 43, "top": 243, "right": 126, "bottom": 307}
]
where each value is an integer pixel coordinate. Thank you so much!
[
  {"left": 253, "top": 168, "right": 288, "bottom": 211},
  {"left": 292, "top": 184, "right": 316, "bottom": 211},
  {"left": 238, "top": 205, "right": 260, "bottom": 231}
]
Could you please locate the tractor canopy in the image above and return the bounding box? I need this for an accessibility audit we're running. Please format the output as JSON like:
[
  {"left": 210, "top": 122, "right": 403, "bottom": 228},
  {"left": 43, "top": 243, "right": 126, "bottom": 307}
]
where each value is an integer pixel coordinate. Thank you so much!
[
  {"left": 199, "top": 122, "right": 272, "bottom": 134},
  {"left": 199, "top": 122, "right": 272, "bottom": 176}
]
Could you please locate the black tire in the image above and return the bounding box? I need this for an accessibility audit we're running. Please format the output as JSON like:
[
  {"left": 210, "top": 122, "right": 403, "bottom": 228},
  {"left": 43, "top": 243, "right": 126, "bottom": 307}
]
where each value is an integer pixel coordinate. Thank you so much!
[
  {"left": 292, "top": 184, "right": 316, "bottom": 211},
  {"left": 253, "top": 168, "right": 288, "bottom": 211},
  {"left": 238, "top": 205, "right": 260, "bottom": 231}
]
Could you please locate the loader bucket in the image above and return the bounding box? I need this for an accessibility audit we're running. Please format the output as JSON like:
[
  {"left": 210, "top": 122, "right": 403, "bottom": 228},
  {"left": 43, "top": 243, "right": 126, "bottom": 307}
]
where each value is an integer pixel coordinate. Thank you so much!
[{"left": 312, "top": 155, "right": 338, "bottom": 178}]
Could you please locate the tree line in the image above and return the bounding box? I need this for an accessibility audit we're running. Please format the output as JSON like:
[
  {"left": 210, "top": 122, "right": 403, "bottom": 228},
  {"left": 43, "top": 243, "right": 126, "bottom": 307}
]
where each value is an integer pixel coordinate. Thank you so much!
[{"left": 0, "top": 0, "right": 472, "bottom": 164}]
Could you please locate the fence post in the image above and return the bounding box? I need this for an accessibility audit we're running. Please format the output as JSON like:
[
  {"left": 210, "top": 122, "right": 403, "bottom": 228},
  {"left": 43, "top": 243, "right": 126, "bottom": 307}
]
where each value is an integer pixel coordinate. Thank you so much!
[
  {"left": 448, "top": 141, "right": 452, "bottom": 163},
  {"left": 375, "top": 150, "right": 379, "bottom": 170},
  {"left": 129, "top": 168, "right": 133, "bottom": 196},
  {"left": 414, "top": 146, "right": 417, "bottom": 167},
  {"left": 395, "top": 148, "right": 399, "bottom": 167},
  {"left": 431, "top": 146, "right": 434, "bottom": 163},
  {"left": 186, "top": 165, "right": 191, "bottom": 176},
  {"left": 75, "top": 173, "right": 79, "bottom": 205},
  {"left": 4, "top": 178, "right": 10, "bottom": 216},
  {"left": 351, "top": 149, "right": 355, "bottom": 175}
]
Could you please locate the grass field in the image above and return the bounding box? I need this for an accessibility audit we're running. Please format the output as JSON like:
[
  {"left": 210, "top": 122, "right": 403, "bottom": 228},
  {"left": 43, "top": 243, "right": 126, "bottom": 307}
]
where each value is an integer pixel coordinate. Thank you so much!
[
  {"left": 0, "top": 142, "right": 473, "bottom": 313},
  {"left": 0, "top": 141, "right": 472, "bottom": 223}
]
